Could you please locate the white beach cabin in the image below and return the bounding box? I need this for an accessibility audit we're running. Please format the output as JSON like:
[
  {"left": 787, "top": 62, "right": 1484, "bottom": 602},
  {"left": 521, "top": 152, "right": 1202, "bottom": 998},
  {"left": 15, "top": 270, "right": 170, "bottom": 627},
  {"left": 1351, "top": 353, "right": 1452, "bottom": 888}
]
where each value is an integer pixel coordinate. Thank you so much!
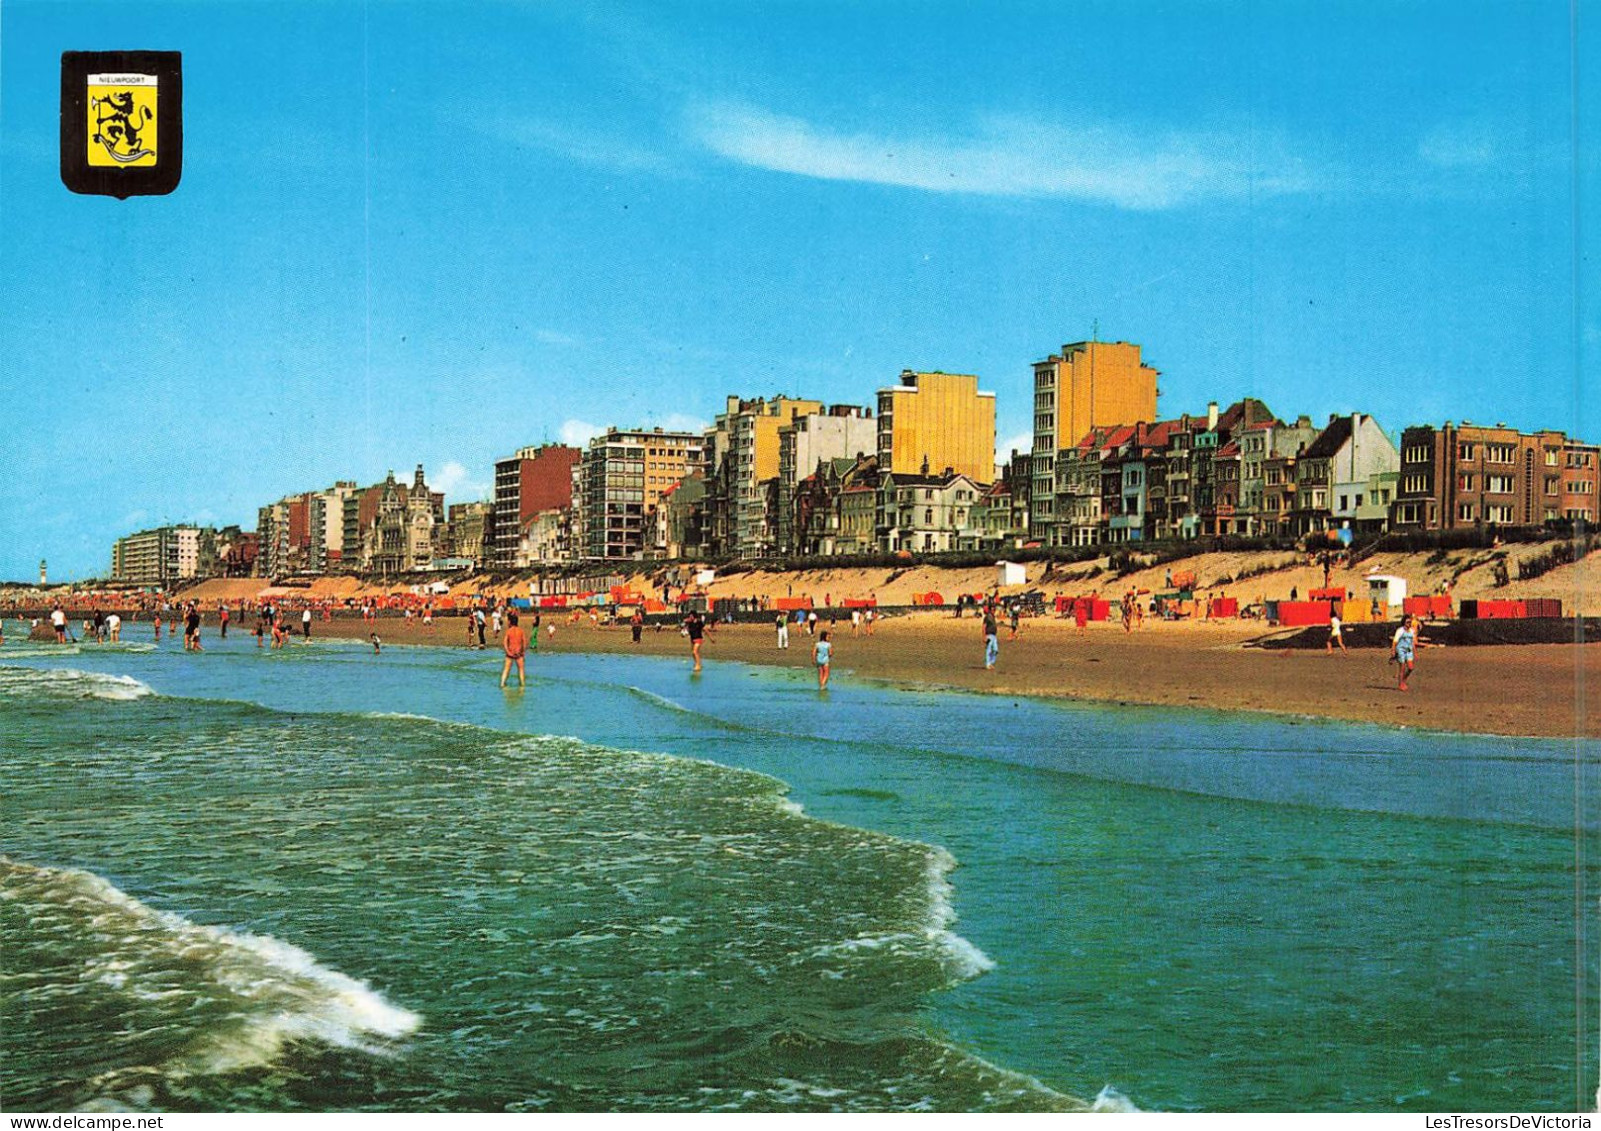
[
  {"left": 1366, "top": 574, "right": 1408, "bottom": 614},
  {"left": 996, "top": 561, "right": 1027, "bottom": 587}
]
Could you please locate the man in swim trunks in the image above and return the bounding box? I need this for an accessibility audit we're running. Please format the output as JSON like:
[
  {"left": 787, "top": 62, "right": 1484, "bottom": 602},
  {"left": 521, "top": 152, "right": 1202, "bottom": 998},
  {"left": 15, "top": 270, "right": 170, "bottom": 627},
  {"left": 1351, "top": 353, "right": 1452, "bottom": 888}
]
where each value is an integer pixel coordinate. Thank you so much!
[{"left": 501, "top": 611, "right": 528, "bottom": 689}]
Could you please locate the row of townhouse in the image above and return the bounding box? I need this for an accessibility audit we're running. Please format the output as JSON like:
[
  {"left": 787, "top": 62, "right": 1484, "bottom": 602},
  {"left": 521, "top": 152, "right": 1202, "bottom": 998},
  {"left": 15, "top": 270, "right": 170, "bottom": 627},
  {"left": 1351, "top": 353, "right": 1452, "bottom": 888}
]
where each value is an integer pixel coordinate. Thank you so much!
[{"left": 1041, "top": 403, "right": 1402, "bottom": 547}]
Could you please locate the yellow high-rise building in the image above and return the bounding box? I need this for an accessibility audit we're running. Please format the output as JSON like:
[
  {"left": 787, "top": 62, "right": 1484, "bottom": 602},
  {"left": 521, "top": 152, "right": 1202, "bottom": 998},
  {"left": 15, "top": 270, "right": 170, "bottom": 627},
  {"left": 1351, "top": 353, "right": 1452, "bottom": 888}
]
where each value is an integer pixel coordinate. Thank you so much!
[
  {"left": 875, "top": 371, "right": 996, "bottom": 483},
  {"left": 1030, "top": 340, "right": 1159, "bottom": 538}
]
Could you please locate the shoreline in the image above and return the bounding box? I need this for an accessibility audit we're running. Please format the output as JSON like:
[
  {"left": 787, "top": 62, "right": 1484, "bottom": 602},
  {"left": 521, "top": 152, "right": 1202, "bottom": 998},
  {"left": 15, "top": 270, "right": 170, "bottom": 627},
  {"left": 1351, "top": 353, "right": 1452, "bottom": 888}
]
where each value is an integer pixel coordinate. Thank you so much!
[{"left": 301, "top": 611, "right": 1598, "bottom": 740}]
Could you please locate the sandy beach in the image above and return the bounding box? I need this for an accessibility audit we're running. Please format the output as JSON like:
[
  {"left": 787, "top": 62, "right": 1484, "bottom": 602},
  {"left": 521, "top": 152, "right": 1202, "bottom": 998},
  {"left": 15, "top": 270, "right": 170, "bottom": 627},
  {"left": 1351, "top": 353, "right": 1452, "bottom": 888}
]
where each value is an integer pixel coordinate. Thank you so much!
[{"left": 307, "top": 610, "right": 1599, "bottom": 740}]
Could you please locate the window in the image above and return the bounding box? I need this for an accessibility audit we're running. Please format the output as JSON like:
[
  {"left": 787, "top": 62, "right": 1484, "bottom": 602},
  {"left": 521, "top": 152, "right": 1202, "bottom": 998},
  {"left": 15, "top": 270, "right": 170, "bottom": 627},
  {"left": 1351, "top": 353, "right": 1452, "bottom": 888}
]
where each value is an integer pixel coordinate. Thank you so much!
[
  {"left": 1546, "top": 477, "right": 1561, "bottom": 495},
  {"left": 1338, "top": 495, "right": 1348, "bottom": 511},
  {"left": 924, "top": 508, "right": 933, "bottom": 524},
  {"left": 1485, "top": 444, "right": 1515, "bottom": 463},
  {"left": 1458, "top": 503, "right": 1476, "bottom": 522},
  {"left": 1404, "top": 445, "right": 1430, "bottom": 463},
  {"left": 1485, "top": 504, "right": 1514, "bottom": 523},
  {"left": 1485, "top": 475, "right": 1514, "bottom": 494},
  {"left": 1546, "top": 450, "right": 1559, "bottom": 466},
  {"left": 1459, "top": 474, "right": 1475, "bottom": 491}
]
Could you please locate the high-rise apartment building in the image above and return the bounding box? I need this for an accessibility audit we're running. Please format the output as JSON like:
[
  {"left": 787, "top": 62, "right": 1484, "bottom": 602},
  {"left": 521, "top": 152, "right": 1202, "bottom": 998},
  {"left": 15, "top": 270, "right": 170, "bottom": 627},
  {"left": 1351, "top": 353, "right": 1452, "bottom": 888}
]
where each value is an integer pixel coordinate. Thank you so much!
[
  {"left": 577, "top": 427, "right": 704, "bottom": 559},
  {"left": 703, "top": 396, "right": 826, "bottom": 557},
  {"left": 111, "top": 525, "right": 215, "bottom": 585},
  {"left": 1030, "top": 341, "right": 1159, "bottom": 539},
  {"left": 491, "top": 444, "right": 581, "bottom": 568},
  {"left": 308, "top": 482, "right": 359, "bottom": 572},
  {"left": 876, "top": 371, "right": 995, "bottom": 484}
]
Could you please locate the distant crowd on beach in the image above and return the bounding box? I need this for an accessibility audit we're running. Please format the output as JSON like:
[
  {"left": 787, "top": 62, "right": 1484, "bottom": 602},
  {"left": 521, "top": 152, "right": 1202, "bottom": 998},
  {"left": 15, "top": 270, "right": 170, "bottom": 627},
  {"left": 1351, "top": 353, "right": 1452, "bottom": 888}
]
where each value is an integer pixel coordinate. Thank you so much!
[{"left": 6, "top": 571, "right": 1432, "bottom": 702}]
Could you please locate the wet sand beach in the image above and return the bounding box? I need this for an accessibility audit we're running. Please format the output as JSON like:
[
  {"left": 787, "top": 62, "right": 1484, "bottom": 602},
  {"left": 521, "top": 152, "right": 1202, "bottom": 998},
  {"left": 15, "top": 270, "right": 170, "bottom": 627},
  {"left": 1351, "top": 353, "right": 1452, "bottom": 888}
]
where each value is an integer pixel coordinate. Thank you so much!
[{"left": 310, "top": 611, "right": 1599, "bottom": 740}]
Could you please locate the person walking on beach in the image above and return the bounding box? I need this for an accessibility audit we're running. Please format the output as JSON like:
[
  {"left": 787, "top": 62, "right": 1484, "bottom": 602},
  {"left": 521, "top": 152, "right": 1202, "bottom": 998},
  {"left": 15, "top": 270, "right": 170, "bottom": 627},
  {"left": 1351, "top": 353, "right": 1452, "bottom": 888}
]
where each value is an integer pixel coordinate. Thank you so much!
[
  {"left": 1391, "top": 614, "right": 1417, "bottom": 692},
  {"left": 776, "top": 612, "right": 789, "bottom": 649},
  {"left": 1328, "top": 609, "right": 1347, "bottom": 655},
  {"left": 302, "top": 607, "right": 313, "bottom": 639},
  {"left": 806, "top": 609, "right": 818, "bottom": 637},
  {"left": 475, "top": 607, "right": 488, "bottom": 649},
  {"left": 865, "top": 606, "right": 876, "bottom": 636},
  {"left": 1008, "top": 603, "right": 1021, "bottom": 641},
  {"left": 983, "top": 606, "right": 999, "bottom": 671},
  {"left": 630, "top": 610, "right": 644, "bottom": 644},
  {"left": 500, "top": 612, "right": 528, "bottom": 688},
  {"left": 684, "top": 609, "right": 706, "bottom": 672},
  {"left": 850, "top": 608, "right": 861, "bottom": 636},
  {"left": 814, "top": 630, "right": 832, "bottom": 690}
]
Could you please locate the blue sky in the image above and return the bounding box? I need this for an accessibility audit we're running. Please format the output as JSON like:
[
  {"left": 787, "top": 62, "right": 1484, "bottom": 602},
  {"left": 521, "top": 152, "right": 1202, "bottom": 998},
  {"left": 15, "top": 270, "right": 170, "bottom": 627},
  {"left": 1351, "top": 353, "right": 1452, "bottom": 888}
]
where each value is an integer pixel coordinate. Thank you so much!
[{"left": 1, "top": 0, "right": 1593, "bottom": 580}]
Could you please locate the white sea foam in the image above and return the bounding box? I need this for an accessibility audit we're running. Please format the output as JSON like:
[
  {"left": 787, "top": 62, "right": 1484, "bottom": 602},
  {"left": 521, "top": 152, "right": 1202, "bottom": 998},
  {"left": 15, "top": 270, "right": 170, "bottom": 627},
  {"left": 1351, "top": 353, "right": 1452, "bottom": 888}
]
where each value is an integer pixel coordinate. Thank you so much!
[
  {"left": 1090, "top": 1085, "right": 1141, "bottom": 1112},
  {"left": 0, "top": 666, "right": 156, "bottom": 701},
  {"left": 0, "top": 642, "right": 82, "bottom": 657},
  {"left": 3, "top": 858, "right": 421, "bottom": 1077},
  {"left": 806, "top": 844, "right": 995, "bottom": 982},
  {"left": 626, "top": 686, "right": 694, "bottom": 714}
]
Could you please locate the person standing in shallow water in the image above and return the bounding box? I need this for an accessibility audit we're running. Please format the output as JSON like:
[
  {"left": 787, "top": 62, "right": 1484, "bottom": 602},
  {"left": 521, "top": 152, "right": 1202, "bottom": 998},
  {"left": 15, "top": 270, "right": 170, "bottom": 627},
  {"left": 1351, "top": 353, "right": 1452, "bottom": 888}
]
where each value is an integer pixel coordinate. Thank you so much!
[
  {"left": 501, "top": 611, "right": 528, "bottom": 688},
  {"left": 813, "top": 630, "right": 832, "bottom": 690},
  {"left": 684, "top": 609, "right": 705, "bottom": 672}
]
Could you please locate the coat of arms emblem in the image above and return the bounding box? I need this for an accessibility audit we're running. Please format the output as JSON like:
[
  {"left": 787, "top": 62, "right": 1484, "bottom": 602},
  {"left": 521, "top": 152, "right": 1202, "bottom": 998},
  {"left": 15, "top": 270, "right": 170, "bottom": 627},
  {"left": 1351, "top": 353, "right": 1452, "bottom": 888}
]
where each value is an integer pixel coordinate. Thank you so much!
[{"left": 61, "top": 51, "right": 182, "bottom": 198}]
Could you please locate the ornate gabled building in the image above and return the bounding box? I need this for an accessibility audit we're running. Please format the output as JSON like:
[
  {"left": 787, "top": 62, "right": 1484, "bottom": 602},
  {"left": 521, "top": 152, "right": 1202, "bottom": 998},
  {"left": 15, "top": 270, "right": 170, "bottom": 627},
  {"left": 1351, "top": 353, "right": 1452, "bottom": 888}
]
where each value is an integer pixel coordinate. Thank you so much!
[
  {"left": 367, "top": 465, "right": 441, "bottom": 575},
  {"left": 877, "top": 468, "right": 988, "bottom": 554}
]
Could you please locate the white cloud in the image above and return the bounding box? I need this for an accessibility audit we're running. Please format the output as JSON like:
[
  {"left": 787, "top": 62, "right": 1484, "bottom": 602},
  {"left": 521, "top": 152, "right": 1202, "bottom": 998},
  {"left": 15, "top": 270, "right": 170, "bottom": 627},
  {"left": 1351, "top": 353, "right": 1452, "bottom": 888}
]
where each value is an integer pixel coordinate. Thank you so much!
[
  {"left": 1419, "top": 121, "right": 1498, "bottom": 168},
  {"left": 432, "top": 460, "right": 491, "bottom": 501},
  {"left": 996, "top": 431, "right": 1033, "bottom": 465},
  {"left": 559, "top": 419, "right": 603, "bottom": 447},
  {"left": 477, "top": 118, "right": 676, "bottom": 175},
  {"left": 688, "top": 102, "right": 1315, "bottom": 210}
]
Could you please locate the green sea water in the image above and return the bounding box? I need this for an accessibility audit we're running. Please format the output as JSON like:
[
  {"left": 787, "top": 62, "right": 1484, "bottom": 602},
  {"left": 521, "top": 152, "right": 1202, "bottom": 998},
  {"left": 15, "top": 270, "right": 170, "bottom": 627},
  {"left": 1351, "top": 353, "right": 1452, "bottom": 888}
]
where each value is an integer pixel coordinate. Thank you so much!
[{"left": 1, "top": 635, "right": 1595, "bottom": 1112}]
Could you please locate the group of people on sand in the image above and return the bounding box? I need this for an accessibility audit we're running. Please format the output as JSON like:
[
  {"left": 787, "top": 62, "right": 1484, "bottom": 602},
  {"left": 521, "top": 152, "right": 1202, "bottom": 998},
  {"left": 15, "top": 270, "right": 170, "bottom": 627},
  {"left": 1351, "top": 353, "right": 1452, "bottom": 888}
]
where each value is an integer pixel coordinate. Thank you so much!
[{"left": 675, "top": 606, "right": 837, "bottom": 689}]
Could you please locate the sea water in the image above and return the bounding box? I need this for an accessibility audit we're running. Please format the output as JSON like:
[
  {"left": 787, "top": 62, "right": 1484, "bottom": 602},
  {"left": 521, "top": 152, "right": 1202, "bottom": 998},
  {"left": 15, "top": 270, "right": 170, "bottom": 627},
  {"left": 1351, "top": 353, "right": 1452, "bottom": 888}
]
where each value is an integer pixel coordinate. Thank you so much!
[{"left": 1, "top": 634, "right": 1595, "bottom": 1112}]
